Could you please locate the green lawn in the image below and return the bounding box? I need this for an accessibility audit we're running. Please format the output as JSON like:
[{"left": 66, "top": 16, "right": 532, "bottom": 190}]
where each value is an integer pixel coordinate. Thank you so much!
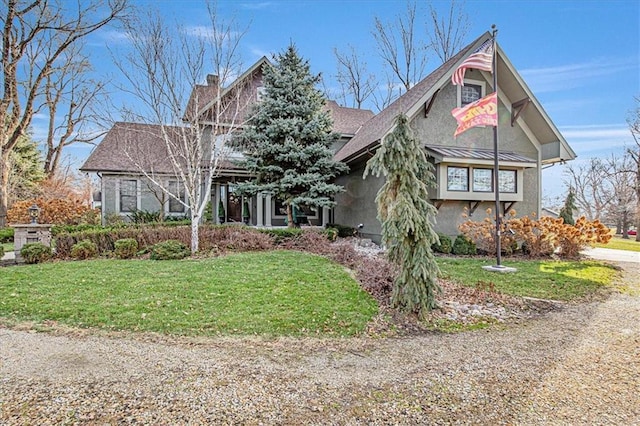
[
  {"left": 1, "top": 242, "right": 12, "bottom": 254},
  {"left": 0, "top": 250, "right": 619, "bottom": 337},
  {"left": 437, "top": 257, "right": 616, "bottom": 301},
  {"left": 0, "top": 250, "right": 378, "bottom": 337},
  {"left": 596, "top": 236, "right": 640, "bottom": 252}
]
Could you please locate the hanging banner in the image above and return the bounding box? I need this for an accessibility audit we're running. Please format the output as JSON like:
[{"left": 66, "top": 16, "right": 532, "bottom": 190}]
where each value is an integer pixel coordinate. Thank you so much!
[{"left": 451, "top": 92, "right": 498, "bottom": 137}]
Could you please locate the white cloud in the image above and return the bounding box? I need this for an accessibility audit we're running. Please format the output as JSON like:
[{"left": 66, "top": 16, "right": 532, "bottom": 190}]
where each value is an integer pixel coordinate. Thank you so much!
[
  {"left": 239, "top": 2, "right": 274, "bottom": 10},
  {"left": 520, "top": 57, "right": 637, "bottom": 93},
  {"left": 558, "top": 124, "right": 634, "bottom": 156}
]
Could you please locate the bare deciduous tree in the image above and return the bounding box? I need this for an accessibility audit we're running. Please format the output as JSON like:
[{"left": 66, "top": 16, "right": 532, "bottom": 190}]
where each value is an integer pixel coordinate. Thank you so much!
[
  {"left": 0, "top": 0, "right": 129, "bottom": 227},
  {"left": 113, "top": 4, "right": 248, "bottom": 252},
  {"left": 335, "top": 0, "right": 469, "bottom": 111},
  {"left": 372, "top": 1, "right": 426, "bottom": 94},
  {"left": 564, "top": 158, "right": 614, "bottom": 221},
  {"left": 627, "top": 97, "right": 640, "bottom": 241},
  {"left": 333, "top": 45, "right": 376, "bottom": 109},
  {"left": 42, "top": 45, "right": 108, "bottom": 177},
  {"left": 427, "top": 0, "right": 470, "bottom": 62},
  {"left": 605, "top": 154, "right": 637, "bottom": 238}
]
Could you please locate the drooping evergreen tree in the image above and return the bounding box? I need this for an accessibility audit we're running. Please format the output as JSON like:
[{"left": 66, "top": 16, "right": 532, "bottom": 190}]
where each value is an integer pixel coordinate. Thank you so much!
[
  {"left": 364, "top": 114, "right": 441, "bottom": 316},
  {"left": 234, "top": 44, "right": 348, "bottom": 227},
  {"left": 559, "top": 187, "right": 577, "bottom": 226}
]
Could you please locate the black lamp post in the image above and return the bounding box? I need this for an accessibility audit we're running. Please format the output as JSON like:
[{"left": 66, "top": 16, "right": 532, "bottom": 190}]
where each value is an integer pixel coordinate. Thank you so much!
[{"left": 28, "top": 204, "right": 40, "bottom": 224}]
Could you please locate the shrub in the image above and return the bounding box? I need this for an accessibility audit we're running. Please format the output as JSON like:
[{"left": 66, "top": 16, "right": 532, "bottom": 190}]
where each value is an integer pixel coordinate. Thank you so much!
[
  {"left": 129, "top": 209, "right": 161, "bottom": 224},
  {"left": 105, "top": 213, "right": 125, "bottom": 226},
  {"left": 326, "top": 223, "right": 356, "bottom": 238},
  {"left": 70, "top": 239, "right": 99, "bottom": 260},
  {"left": 20, "top": 243, "right": 52, "bottom": 264},
  {"left": 452, "top": 235, "right": 477, "bottom": 255},
  {"left": 459, "top": 212, "right": 612, "bottom": 259},
  {"left": 0, "top": 245, "right": 4, "bottom": 258},
  {"left": 54, "top": 226, "right": 192, "bottom": 258},
  {"left": 432, "top": 233, "right": 452, "bottom": 254},
  {"left": 114, "top": 238, "right": 139, "bottom": 259},
  {"left": 7, "top": 198, "right": 92, "bottom": 225},
  {"left": 150, "top": 240, "right": 191, "bottom": 260},
  {"left": 258, "top": 228, "right": 303, "bottom": 244},
  {"left": 0, "top": 227, "right": 14, "bottom": 243}
]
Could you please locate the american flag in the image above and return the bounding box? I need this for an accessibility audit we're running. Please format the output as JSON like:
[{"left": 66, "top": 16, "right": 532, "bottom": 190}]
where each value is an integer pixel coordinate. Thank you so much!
[{"left": 451, "top": 39, "right": 494, "bottom": 86}]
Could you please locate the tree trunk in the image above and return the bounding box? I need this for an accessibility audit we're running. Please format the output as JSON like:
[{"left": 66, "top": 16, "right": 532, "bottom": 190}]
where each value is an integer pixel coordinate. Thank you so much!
[
  {"left": 190, "top": 213, "right": 200, "bottom": 253},
  {"left": 0, "top": 147, "right": 8, "bottom": 227},
  {"left": 286, "top": 204, "right": 295, "bottom": 229}
]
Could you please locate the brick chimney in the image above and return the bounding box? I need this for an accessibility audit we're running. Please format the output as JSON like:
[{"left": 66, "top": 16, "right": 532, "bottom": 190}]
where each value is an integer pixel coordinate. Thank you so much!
[{"left": 206, "top": 74, "right": 219, "bottom": 87}]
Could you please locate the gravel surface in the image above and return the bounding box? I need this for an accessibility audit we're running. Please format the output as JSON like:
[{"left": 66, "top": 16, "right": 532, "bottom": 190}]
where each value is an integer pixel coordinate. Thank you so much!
[{"left": 1, "top": 259, "right": 638, "bottom": 425}]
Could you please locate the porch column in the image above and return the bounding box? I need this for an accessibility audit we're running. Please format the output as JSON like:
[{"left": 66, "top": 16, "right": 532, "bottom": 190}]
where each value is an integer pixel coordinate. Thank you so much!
[
  {"left": 213, "top": 183, "right": 221, "bottom": 224},
  {"left": 322, "top": 207, "right": 330, "bottom": 227},
  {"left": 265, "top": 194, "right": 272, "bottom": 227},
  {"left": 256, "top": 193, "right": 264, "bottom": 227}
]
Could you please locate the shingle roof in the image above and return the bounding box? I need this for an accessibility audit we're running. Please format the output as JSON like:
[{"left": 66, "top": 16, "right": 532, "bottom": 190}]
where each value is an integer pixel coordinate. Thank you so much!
[
  {"left": 80, "top": 122, "right": 178, "bottom": 174},
  {"left": 334, "top": 33, "right": 490, "bottom": 163},
  {"left": 425, "top": 144, "right": 536, "bottom": 164},
  {"left": 324, "top": 100, "right": 374, "bottom": 136}
]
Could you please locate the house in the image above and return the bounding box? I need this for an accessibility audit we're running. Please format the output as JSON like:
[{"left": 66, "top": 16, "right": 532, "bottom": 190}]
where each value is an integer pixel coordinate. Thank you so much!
[
  {"left": 332, "top": 32, "right": 575, "bottom": 240},
  {"left": 81, "top": 32, "right": 575, "bottom": 240},
  {"left": 80, "top": 57, "right": 374, "bottom": 226}
]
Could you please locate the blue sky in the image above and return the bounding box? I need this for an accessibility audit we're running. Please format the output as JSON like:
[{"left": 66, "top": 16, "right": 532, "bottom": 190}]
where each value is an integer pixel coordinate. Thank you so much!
[{"left": 43, "top": 0, "right": 639, "bottom": 203}]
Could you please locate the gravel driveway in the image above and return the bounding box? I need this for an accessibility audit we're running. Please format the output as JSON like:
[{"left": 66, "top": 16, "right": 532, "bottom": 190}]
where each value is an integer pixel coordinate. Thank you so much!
[{"left": 1, "top": 259, "right": 638, "bottom": 425}]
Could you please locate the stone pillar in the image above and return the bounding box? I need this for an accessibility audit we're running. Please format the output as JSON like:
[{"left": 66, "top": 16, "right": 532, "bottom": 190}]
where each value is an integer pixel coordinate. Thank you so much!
[
  {"left": 12, "top": 224, "right": 53, "bottom": 261},
  {"left": 256, "top": 193, "right": 264, "bottom": 227},
  {"left": 265, "top": 194, "right": 272, "bottom": 227}
]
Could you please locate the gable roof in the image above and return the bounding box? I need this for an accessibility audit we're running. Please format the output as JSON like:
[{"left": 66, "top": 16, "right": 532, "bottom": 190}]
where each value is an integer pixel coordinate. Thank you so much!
[
  {"left": 324, "top": 100, "right": 374, "bottom": 136},
  {"left": 334, "top": 32, "right": 575, "bottom": 165},
  {"left": 184, "top": 56, "right": 271, "bottom": 122},
  {"left": 80, "top": 122, "right": 183, "bottom": 174}
]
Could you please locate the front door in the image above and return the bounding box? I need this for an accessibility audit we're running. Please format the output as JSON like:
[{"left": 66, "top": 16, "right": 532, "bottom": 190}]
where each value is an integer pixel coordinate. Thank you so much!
[{"left": 227, "top": 185, "right": 242, "bottom": 222}]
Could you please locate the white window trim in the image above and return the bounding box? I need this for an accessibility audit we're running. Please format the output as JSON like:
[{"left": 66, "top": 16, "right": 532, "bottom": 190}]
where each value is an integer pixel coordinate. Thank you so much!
[
  {"left": 456, "top": 78, "right": 486, "bottom": 108},
  {"left": 165, "top": 179, "right": 187, "bottom": 215},
  {"left": 116, "top": 178, "right": 140, "bottom": 214},
  {"left": 271, "top": 200, "right": 319, "bottom": 220}
]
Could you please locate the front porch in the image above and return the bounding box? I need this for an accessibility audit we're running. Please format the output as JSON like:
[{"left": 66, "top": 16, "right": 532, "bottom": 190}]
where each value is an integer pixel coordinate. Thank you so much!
[{"left": 212, "top": 182, "right": 332, "bottom": 227}]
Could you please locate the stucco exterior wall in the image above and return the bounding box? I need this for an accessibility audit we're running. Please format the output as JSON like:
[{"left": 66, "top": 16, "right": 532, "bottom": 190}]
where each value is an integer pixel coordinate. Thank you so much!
[
  {"left": 334, "top": 161, "right": 384, "bottom": 242},
  {"left": 336, "top": 75, "right": 542, "bottom": 240}
]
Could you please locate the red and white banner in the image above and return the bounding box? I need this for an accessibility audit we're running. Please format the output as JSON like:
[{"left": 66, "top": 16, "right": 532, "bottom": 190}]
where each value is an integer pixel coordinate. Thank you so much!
[{"left": 451, "top": 92, "right": 498, "bottom": 137}]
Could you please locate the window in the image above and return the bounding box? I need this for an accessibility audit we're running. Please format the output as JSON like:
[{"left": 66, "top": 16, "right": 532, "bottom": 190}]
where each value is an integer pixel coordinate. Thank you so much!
[
  {"left": 447, "top": 167, "right": 468, "bottom": 191},
  {"left": 461, "top": 84, "right": 482, "bottom": 106},
  {"left": 168, "top": 180, "right": 185, "bottom": 213},
  {"left": 473, "top": 168, "right": 493, "bottom": 192},
  {"left": 119, "top": 179, "right": 137, "bottom": 213},
  {"left": 499, "top": 170, "right": 517, "bottom": 193},
  {"left": 457, "top": 79, "right": 486, "bottom": 108},
  {"left": 256, "top": 86, "right": 267, "bottom": 101}
]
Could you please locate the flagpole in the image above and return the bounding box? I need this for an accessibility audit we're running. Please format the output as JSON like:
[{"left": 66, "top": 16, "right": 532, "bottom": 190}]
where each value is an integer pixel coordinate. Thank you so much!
[{"left": 491, "top": 24, "right": 502, "bottom": 268}]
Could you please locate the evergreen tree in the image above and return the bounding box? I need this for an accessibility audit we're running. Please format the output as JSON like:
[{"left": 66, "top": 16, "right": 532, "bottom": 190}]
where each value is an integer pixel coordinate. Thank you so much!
[
  {"left": 559, "top": 187, "right": 577, "bottom": 226},
  {"left": 364, "top": 114, "right": 441, "bottom": 316},
  {"left": 8, "top": 133, "right": 45, "bottom": 205},
  {"left": 234, "top": 44, "right": 348, "bottom": 227}
]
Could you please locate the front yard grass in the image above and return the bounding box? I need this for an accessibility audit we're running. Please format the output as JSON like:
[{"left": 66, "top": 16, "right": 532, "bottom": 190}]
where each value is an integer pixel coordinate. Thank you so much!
[
  {"left": 0, "top": 250, "right": 378, "bottom": 337},
  {"left": 596, "top": 236, "right": 640, "bottom": 252},
  {"left": 437, "top": 257, "right": 616, "bottom": 301},
  {"left": 0, "top": 250, "right": 619, "bottom": 337}
]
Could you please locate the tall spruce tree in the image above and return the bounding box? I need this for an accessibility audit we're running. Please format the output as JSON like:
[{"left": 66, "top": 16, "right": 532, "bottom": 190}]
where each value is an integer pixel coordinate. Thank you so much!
[
  {"left": 559, "top": 187, "right": 577, "bottom": 226},
  {"left": 234, "top": 45, "right": 348, "bottom": 227},
  {"left": 364, "top": 114, "right": 441, "bottom": 316}
]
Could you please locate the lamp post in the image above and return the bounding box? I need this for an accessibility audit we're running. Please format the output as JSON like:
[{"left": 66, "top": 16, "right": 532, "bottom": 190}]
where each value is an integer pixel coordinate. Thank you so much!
[{"left": 28, "top": 204, "right": 40, "bottom": 224}]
